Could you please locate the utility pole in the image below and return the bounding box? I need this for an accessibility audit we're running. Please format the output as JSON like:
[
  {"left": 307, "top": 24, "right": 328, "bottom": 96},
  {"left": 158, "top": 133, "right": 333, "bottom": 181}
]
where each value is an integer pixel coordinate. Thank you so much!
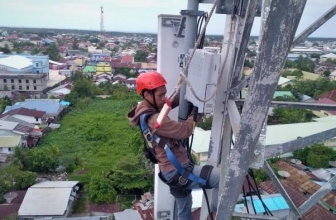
[{"left": 178, "top": 0, "right": 199, "bottom": 122}]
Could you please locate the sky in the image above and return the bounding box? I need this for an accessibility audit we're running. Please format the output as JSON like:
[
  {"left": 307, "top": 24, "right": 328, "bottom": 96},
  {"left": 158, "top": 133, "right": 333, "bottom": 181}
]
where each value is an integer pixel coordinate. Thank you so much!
[{"left": 1, "top": 0, "right": 336, "bottom": 37}]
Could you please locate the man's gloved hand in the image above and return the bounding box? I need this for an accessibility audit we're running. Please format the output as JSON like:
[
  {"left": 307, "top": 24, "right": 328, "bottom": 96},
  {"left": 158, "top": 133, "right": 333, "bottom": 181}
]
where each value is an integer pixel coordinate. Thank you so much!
[{"left": 187, "top": 101, "right": 194, "bottom": 116}]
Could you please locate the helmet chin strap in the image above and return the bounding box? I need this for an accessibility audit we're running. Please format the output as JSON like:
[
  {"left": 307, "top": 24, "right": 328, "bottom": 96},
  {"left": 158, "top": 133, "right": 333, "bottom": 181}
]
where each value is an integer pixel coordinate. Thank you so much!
[{"left": 144, "top": 90, "right": 159, "bottom": 112}]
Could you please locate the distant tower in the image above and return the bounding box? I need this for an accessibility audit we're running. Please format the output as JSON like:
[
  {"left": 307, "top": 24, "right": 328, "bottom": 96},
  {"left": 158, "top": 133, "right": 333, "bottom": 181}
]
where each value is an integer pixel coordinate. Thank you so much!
[{"left": 100, "top": 6, "right": 106, "bottom": 42}]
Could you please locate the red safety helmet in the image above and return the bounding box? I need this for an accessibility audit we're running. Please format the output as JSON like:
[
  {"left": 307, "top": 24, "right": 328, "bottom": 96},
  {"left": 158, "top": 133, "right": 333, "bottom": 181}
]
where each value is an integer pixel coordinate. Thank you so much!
[{"left": 136, "top": 72, "right": 167, "bottom": 95}]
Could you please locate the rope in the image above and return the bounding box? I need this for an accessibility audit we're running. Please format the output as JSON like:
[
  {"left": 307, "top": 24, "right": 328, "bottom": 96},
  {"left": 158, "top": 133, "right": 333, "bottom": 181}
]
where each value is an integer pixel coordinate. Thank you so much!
[
  {"left": 169, "top": 0, "right": 235, "bottom": 103},
  {"left": 168, "top": 0, "right": 219, "bottom": 101}
]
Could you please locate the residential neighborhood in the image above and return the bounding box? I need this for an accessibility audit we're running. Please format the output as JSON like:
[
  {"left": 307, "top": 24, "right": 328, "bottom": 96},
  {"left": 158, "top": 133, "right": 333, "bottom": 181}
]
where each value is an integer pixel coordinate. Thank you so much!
[{"left": 1, "top": 25, "right": 336, "bottom": 220}]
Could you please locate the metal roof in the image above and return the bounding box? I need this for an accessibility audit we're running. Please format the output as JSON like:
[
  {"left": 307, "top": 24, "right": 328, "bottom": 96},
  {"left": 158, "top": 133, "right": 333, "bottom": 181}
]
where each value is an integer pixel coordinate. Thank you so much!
[
  {"left": 246, "top": 194, "right": 289, "bottom": 213},
  {"left": 0, "top": 120, "right": 18, "bottom": 130},
  {"left": 4, "top": 100, "right": 63, "bottom": 115},
  {"left": 114, "top": 209, "right": 142, "bottom": 220},
  {"left": 31, "top": 181, "right": 78, "bottom": 188},
  {"left": 266, "top": 121, "right": 336, "bottom": 146},
  {"left": 0, "top": 55, "right": 32, "bottom": 69},
  {"left": 18, "top": 181, "right": 78, "bottom": 217}
]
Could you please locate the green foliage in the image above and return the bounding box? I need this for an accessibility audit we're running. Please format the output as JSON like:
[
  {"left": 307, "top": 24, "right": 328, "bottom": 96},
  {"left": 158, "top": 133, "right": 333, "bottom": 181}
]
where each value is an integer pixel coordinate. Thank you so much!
[
  {"left": 44, "top": 43, "right": 60, "bottom": 61},
  {"left": 0, "top": 165, "right": 36, "bottom": 190},
  {"left": 326, "top": 58, "right": 336, "bottom": 64},
  {"left": 291, "top": 78, "right": 336, "bottom": 99},
  {"left": 293, "top": 147, "right": 310, "bottom": 165},
  {"left": 197, "top": 115, "right": 213, "bottom": 130},
  {"left": 307, "top": 143, "right": 336, "bottom": 168},
  {"left": 72, "top": 78, "right": 103, "bottom": 98},
  {"left": 0, "top": 96, "right": 11, "bottom": 113},
  {"left": 281, "top": 70, "right": 303, "bottom": 79},
  {"left": 323, "top": 70, "right": 331, "bottom": 77},
  {"left": 37, "top": 98, "right": 152, "bottom": 194},
  {"left": 272, "top": 108, "right": 314, "bottom": 124},
  {"left": 73, "top": 37, "right": 79, "bottom": 50},
  {"left": 0, "top": 46, "right": 11, "bottom": 54},
  {"left": 244, "top": 60, "right": 254, "bottom": 68},
  {"left": 284, "top": 56, "right": 315, "bottom": 72},
  {"left": 29, "top": 147, "right": 59, "bottom": 173},
  {"left": 134, "top": 50, "right": 148, "bottom": 62},
  {"left": 87, "top": 174, "right": 117, "bottom": 204},
  {"left": 0, "top": 179, "right": 8, "bottom": 203},
  {"left": 293, "top": 143, "right": 336, "bottom": 168},
  {"left": 109, "top": 154, "right": 152, "bottom": 193}
]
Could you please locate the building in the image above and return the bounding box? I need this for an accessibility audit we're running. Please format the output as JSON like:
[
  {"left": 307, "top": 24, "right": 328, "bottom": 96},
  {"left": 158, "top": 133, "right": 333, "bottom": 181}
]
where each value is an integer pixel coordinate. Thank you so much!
[
  {"left": 90, "top": 53, "right": 111, "bottom": 64},
  {"left": 320, "top": 53, "right": 336, "bottom": 62},
  {"left": 287, "top": 53, "right": 307, "bottom": 61},
  {"left": 0, "top": 136, "right": 22, "bottom": 154},
  {"left": 0, "top": 40, "right": 14, "bottom": 50},
  {"left": 0, "top": 54, "right": 49, "bottom": 74},
  {"left": 18, "top": 181, "right": 79, "bottom": 219},
  {"left": 0, "top": 72, "right": 48, "bottom": 97}
]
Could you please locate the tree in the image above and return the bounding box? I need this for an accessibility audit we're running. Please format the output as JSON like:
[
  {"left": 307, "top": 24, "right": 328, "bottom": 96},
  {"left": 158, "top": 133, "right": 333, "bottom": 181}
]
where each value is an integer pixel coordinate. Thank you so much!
[
  {"left": 0, "top": 179, "right": 8, "bottom": 203},
  {"left": 293, "top": 147, "right": 310, "bottom": 165},
  {"left": 323, "top": 70, "right": 331, "bottom": 78},
  {"left": 197, "top": 115, "right": 213, "bottom": 130},
  {"left": 87, "top": 174, "right": 117, "bottom": 204},
  {"left": 12, "top": 171, "right": 36, "bottom": 190},
  {"left": 72, "top": 38, "right": 79, "bottom": 50},
  {"left": 45, "top": 43, "right": 60, "bottom": 61},
  {"left": 0, "top": 44, "right": 11, "bottom": 54},
  {"left": 72, "top": 78, "right": 102, "bottom": 98},
  {"left": 109, "top": 154, "right": 152, "bottom": 193},
  {"left": 30, "top": 147, "right": 59, "bottom": 173},
  {"left": 272, "top": 108, "right": 314, "bottom": 124},
  {"left": 0, "top": 96, "right": 12, "bottom": 113},
  {"left": 134, "top": 50, "right": 148, "bottom": 62},
  {"left": 307, "top": 143, "right": 336, "bottom": 168}
]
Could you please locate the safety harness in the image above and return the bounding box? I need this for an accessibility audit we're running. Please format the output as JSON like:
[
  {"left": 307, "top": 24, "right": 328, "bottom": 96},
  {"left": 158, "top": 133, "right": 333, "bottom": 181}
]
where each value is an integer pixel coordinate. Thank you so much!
[{"left": 139, "top": 113, "right": 214, "bottom": 196}]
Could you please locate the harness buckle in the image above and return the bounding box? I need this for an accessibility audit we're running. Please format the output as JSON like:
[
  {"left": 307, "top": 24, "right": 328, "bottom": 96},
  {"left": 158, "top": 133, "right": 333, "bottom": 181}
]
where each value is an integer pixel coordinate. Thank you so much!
[{"left": 178, "top": 175, "right": 189, "bottom": 186}]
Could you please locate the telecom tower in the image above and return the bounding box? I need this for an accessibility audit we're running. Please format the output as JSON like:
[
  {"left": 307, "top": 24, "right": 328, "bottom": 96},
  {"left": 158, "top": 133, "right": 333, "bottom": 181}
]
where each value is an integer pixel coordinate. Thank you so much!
[
  {"left": 156, "top": 0, "right": 336, "bottom": 220},
  {"left": 100, "top": 5, "right": 106, "bottom": 43}
]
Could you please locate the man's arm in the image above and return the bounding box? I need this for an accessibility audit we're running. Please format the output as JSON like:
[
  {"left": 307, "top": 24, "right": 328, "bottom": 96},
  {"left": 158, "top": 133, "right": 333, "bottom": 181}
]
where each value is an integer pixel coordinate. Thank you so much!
[{"left": 148, "top": 113, "right": 194, "bottom": 140}]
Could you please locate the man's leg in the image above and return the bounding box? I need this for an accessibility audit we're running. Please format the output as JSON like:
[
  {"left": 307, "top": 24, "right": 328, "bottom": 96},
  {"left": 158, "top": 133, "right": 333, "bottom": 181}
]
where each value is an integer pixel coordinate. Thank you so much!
[{"left": 175, "top": 193, "right": 193, "bottom": 220}]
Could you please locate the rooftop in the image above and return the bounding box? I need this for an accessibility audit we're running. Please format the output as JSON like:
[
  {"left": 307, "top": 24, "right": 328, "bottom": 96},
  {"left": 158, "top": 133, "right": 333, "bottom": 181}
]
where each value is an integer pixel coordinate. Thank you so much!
[{"left": 0, "top": 55, "right": 32, "bottom": 69}]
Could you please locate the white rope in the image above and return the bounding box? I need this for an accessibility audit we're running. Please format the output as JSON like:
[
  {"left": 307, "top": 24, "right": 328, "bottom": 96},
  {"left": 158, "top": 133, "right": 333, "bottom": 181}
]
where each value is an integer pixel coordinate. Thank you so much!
[
  {"left": 169, "top": 0, "right": 235, "bottom": 103},
  {"left": 169, "top": 0, "right": 219, "bottom": 101}
]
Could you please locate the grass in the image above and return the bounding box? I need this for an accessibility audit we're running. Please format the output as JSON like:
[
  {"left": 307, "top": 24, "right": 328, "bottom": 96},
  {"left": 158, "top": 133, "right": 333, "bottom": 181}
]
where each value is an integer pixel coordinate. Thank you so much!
[{"left": 38, "top": 97, "right": 142, "bottom": 179}]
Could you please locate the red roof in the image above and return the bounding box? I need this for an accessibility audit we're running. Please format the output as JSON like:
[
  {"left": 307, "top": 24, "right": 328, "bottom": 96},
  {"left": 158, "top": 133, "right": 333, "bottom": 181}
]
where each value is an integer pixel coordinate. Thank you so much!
[
  {"left": 313, "top": 98, "right": 336, "bottom": 115},
  {"left": 121, "top": 55, "right": 134, "bottom": 63},
  {"left": 260, "top": 180, "right": 336, "bottom": 220},
  {"left": 319, "top": 90, "right": 336, "bottom": 102},
  {"left": 0, "top": 191, "right": 27, "bottom": 219},
  {"left": 89, "top": 203, "right": 123, "bottom": 213},
  {"left": 0, "top": 107, "right": 46, "bottom": 119}
]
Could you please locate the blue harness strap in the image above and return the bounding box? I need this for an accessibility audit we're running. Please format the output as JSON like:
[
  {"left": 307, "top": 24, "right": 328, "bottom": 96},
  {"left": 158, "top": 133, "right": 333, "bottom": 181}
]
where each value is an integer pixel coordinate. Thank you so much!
[{"left": 140, "top": 113, "right": 207, "bottom": 186}]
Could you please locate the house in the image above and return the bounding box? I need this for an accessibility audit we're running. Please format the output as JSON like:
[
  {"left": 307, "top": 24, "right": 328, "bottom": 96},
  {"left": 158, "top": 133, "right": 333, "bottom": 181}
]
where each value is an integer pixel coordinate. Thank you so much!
[
  {"left": 96, "top": 62, "right": 112, "bottom": 75},
  {"left": 18, "top": 181, "right": 79, "bottom": 219},
  {"left": 320, "top": 53, "right": 336, "bottom": 62},
  {"left": 319, "top": 90, "right": 336, "bottom": 102},
  {"left": 330, "top": 70, "right": 336, "bottom": 80},
  {"left": 260, "top": 179, "right": 336, "bottom": 220},
  {"left": 0, "top": 54, "right": 49, "bottom": 74},
  {"left": 83, "top": 65, "right": 96, "bottom": 76},
  {"left": 240, "top": 194, "right": 290, "bottom": 218},
  {"left": 287, "top": 53, "right": 307, "bottom": 61},
  {"left": 47, "top": 83, "right": 72, "bottom": 98},
  {"left": 3, "top": 99, "right": 66, "bottom": 121},
  {"left": 278, "top": 76, "right": 293, "bottom": 87},
  {"left": 191, "top": 127, "right": 211, "bottom": 165},
  {"left": 0, "top": 115, "right": 42, "bottom": 148},
  {"left": 312, "top": 98, "right": 336, "bottom": 117},
  {"left": 0, "top": 107, "right": 46, "bottom": 124},
  {"left": 0, "top": 136, "right": 22, "bottom": 154},
  {"left": 121, "top": 54, "right": 134, "bottom": 64},
  {"left": 0, "top": 40, "right": 14, "bottom": 50}
]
